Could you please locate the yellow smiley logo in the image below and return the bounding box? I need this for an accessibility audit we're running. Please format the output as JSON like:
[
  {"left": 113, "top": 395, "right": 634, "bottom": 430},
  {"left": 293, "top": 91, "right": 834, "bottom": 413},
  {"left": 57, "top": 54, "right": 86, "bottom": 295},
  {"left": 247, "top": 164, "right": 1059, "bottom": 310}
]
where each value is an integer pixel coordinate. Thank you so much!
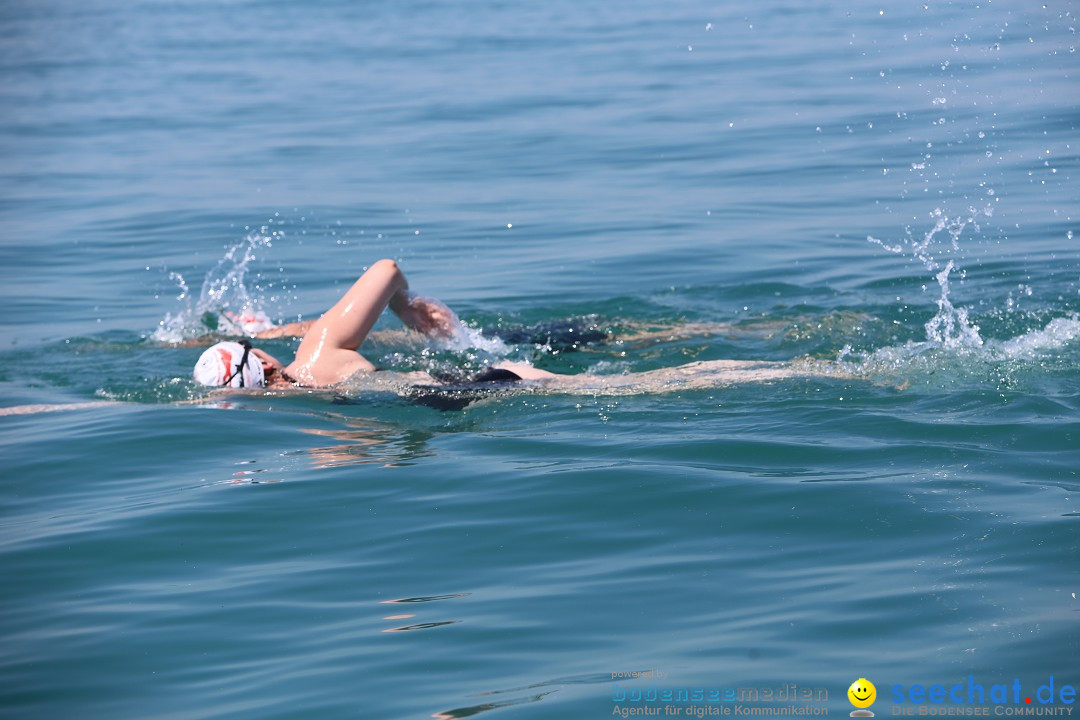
[{"left": 848, "top": 678, "right": 877, "bottom": 712}]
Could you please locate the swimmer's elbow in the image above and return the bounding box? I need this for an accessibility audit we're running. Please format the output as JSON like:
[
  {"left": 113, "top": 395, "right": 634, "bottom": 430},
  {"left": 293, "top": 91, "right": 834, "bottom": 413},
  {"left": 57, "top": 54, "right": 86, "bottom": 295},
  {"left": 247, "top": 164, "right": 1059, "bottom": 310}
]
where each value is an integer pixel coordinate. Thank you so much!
[
  {"left": 371, "top": 258, "right": 399, "bottom": 274},
  {"left": 370, "top": 258, "right": 409, "bottom": 293}
]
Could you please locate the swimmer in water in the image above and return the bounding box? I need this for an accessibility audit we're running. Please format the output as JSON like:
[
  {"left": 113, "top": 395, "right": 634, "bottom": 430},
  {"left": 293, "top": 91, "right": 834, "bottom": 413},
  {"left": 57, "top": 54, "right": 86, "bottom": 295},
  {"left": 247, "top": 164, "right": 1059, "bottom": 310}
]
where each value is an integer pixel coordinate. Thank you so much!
[
  {"left": 0, "top": 260, "right": 849, "bottom": 417},
  {"left": 192, "top": 258, "right": 846, "bottom": 394},
  {"left": 193, "top": 259, "right": 553, "bottom": 389}
]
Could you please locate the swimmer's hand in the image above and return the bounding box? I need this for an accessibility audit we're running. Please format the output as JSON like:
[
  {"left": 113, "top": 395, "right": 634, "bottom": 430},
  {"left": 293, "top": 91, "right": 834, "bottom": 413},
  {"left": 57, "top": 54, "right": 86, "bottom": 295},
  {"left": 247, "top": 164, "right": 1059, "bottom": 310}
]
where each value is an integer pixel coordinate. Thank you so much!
[{"left": 390, "top": 292, "right": 460, "bottom": 339}]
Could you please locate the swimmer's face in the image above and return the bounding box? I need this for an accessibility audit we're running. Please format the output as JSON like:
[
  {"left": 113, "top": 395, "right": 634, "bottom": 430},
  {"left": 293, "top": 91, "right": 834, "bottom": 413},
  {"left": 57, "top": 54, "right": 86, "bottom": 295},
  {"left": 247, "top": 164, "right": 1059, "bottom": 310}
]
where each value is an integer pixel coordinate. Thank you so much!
[{"left": 251, "top": 347, "right": 284, "bottom": 379}]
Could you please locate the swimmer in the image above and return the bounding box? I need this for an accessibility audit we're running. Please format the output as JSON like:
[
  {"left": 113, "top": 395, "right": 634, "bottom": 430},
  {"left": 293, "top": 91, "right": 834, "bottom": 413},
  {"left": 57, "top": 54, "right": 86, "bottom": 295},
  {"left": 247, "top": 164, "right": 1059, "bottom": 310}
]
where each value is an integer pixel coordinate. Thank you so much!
[
  {"left": 0, "top": 260, "right": 851, "bottom": 417},
  {"left": 192, "top": 258, "right": 849, "bottom": 394},
  {"left": 193, "top": 259, "right": 553, "bottom": 389}
]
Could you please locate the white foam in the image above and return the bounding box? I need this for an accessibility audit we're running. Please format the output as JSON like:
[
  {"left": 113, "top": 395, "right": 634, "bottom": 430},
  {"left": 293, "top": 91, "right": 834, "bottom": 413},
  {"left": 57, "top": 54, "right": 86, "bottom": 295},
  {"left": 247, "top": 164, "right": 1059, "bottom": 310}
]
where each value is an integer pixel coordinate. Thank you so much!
[
  {"left": 431, "top": 319, "right": 511, "bottom": 356},
  {"left": 993, "top": 315, "right": 1080, "bottom": 359},
  {"left": 848, "top": 315, "right": 1080, "bottom": 379}
]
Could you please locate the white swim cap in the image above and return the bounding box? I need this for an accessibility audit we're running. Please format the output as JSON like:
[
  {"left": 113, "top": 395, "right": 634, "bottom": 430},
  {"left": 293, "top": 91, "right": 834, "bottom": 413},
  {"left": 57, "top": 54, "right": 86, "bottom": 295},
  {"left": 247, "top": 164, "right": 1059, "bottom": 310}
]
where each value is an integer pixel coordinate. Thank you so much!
[{"left": 193, "top": 341, "right": 265, "bottom": 388}]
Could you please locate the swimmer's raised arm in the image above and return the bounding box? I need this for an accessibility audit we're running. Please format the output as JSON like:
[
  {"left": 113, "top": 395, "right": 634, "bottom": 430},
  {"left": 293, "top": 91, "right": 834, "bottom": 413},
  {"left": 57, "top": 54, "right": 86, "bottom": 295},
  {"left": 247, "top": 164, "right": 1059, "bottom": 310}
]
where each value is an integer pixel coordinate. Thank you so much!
[
  {"left": 301, "top": 259, "right": 410, "bottom": 353},
  {"left": 285, "top": 259, "right": 459, "bottom": 385}
]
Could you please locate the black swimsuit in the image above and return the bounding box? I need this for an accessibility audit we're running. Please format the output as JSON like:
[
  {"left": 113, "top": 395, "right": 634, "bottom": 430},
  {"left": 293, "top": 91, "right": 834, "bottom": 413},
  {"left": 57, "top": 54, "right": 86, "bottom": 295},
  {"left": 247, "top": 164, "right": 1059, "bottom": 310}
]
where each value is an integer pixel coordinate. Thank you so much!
[
  {"left": 284, "top": 366, "right": 518, "bottom": 388},
  {"left": 468, "top": 367, "right": 522, "bottom": 383},
  {"left": 408, "top": 368, "right": 521, "bottom": 411},
  {"left": 325, "top": 366, "right": 522, "bottom": 411}
]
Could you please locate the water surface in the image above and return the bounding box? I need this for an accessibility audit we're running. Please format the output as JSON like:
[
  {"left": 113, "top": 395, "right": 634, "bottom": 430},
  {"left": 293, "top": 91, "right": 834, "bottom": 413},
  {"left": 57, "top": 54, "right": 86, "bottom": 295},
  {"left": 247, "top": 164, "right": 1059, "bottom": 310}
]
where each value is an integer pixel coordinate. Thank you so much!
[{"left": 1, "top": 1, "right": 1078, "bottom": 718}]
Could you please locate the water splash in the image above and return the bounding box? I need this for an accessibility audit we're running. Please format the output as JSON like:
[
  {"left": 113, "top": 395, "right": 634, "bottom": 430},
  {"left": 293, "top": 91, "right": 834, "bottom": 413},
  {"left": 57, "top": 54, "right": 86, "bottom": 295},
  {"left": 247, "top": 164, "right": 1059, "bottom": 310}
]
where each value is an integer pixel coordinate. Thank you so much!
[
  {"left": 168, "top": 271, "right": 189, "bottom": 302},
  {"left": 153, "top": 231, "right": 276, "bottom": 342},
  {"left": 924, "top": 259, "right": 982, "bottom": 348},
  {"left": 868, "top": 205, "right": 992, "bottom": 348},
  {"left": 848, "top": 205, "right": 1080, "bottom": 386},
  {"left": 994, "top": 315, "right": 1080, "bottom": 360},
  {"left": 439, "top": 322, "right": 511, "bottom": 356},
  {"left": 846, "top": 312, "right": 1080, "bottom": 393}
]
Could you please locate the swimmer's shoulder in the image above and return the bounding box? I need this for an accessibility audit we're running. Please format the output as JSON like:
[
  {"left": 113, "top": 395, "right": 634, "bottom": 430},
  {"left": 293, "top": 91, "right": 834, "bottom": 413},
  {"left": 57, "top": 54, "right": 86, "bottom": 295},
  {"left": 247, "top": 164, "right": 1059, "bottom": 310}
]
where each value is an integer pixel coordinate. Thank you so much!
[{"left": 284, "top": 351, "right": 378, "bottom": 387}]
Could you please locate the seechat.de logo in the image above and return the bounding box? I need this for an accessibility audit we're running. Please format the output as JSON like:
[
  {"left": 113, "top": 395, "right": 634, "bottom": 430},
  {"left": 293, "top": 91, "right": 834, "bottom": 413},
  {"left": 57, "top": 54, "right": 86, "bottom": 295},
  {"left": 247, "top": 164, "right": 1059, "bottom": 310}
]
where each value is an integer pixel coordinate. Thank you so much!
[{"left": 849, "top": 678, "right": 878, "bottom": 717}]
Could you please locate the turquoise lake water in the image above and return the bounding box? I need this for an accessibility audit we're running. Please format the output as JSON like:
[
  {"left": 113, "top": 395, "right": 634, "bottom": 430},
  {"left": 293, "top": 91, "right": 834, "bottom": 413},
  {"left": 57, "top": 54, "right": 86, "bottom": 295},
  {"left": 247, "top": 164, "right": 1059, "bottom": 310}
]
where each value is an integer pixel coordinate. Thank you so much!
[{"left": 1, "top": 1, "right": 1078, "bottom": 718}]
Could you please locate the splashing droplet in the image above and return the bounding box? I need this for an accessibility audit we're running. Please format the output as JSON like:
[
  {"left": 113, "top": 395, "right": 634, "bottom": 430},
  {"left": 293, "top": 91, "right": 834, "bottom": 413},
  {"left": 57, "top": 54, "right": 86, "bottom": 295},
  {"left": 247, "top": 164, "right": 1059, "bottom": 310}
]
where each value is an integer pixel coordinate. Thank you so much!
[{"left": 868, "top": 206, "right": 992, "bottom": 349}]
